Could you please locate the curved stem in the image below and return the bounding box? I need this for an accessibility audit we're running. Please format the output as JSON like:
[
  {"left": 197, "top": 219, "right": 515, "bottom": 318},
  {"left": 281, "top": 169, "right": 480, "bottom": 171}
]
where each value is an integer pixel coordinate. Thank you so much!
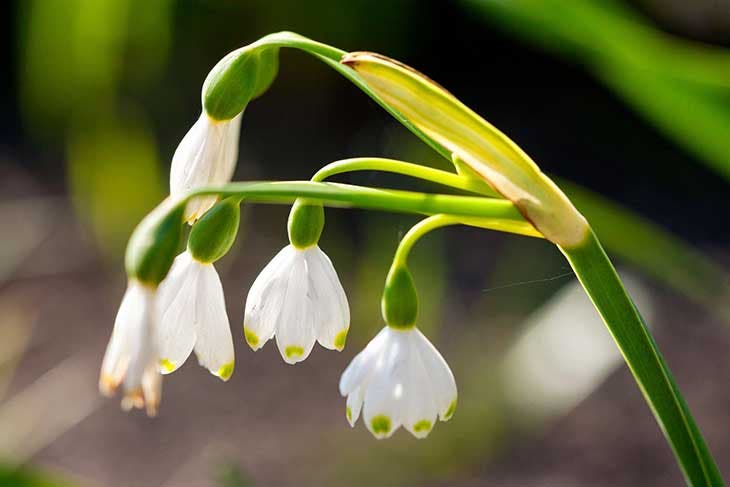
[
  {"left": 248, "top": 32, "right": 454, "bottom": 165},
  {"left": 393, "top": 215, "right": 462, "bottom": 267},
  {"left": 311, "top": 157, "right": 499, "bottom": 197},
  {"left": 185, "top": 180, "right": 541, "bottom": 238}
]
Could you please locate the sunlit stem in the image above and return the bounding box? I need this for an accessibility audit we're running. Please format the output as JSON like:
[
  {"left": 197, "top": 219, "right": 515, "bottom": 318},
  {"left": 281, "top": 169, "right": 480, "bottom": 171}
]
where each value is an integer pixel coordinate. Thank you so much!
[
  {"left": 392, "top": 214, "right": 463, "bottom": 267},
  {"left": 311, "top": 157, "right": 499, "bottom": 197},
  {"left": 184, "top": 180, "right": 541, "bottom": 238}
]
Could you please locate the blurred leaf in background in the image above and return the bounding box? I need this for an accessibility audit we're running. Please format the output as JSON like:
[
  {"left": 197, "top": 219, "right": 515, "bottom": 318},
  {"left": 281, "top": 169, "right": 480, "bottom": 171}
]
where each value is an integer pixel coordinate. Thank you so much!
[
  {"left": 0, "top": 464, "right": 78, "bottom": 487},
  {"left": 456, "top": 0, "right": 730, "bottom": 319},
  {"left": 18, "top": 0, "right": 172, "bottom": 259},
  {"left": 462, "top": 0, "right": 730, "bottom": 181}
]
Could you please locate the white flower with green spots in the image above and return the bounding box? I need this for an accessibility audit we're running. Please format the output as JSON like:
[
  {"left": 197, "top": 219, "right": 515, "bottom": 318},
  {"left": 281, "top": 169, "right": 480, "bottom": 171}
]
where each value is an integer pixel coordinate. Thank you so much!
[
  {"left": 170, "top": 111, "right": 242, "bottom": 223},
  {"left": 155, "top": 251, "right": 235, "bottom": 380},
  {"left": 99, "top": 281, "right": 162, "bottom": 416},
  {"left": 339, "top": 326, "right": 457, "bottom": 439},
  {"left": 243, "top": 244, "right": 350, "bottom": 364}
]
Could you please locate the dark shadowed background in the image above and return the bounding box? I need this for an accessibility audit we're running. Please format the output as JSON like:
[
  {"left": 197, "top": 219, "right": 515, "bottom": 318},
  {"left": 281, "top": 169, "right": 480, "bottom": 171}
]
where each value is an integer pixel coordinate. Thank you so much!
[{"left": 1, "top": 1, "right": 730, "bottom": 486}]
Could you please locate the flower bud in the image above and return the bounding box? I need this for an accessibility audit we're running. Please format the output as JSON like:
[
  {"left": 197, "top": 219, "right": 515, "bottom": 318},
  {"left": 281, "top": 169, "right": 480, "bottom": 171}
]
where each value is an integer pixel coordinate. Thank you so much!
[
  {"left": 341, "top": 52, "right": 589, "bottom": 248},
  {"left": 381, "top": 264, "right": 418, "bottom": 330},
  {"left": 287, "top": 199, "right": 324, "bottom": 249},
  {"left": 187, "top": 197, "right": 241, "bottom": 264},
  {"left": 203, "top": 46, "right": 280, "bottom": 121},
  {"left": 125, "top": 198, "right": 185, "bottom": 286}
]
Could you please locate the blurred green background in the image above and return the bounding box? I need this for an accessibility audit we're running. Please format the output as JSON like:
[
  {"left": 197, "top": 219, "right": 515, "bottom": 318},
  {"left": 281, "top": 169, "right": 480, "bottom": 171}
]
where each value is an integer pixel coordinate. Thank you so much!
[{"left": 1, "top": 0, "right": 730, "bottom": 486}]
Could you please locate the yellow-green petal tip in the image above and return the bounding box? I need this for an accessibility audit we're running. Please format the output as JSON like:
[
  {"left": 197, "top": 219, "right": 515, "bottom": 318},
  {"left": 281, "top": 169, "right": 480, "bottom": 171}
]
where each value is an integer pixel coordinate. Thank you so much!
[{"left": 217, "top": 361, "right": 235, "bottom": 381}]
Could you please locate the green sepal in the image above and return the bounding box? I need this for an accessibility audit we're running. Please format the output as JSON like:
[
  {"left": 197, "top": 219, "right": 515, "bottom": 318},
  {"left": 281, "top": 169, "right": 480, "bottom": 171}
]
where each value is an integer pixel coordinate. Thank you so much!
[
  {"left": 188, "top": 197, "right": 242, "bottom": 263},
  {"left": 381, "top": 264, "right": 418, "bottom": 329},
  {"left": 125, "top": 198, "right": 185, "bottom": 286},
  {"left": 203, "top": 46, "right": 280, "bottom": 121},
  {"left": 287, "top": 199, "right": 324, "bottom": 249}
]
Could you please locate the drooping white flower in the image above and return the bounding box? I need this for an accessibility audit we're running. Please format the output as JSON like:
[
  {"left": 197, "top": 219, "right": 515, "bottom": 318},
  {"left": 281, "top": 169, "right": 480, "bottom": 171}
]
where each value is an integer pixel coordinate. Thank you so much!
[
  {"left": 170, "top": 111, "right": 242, "bottom": 223},
  {"left": 99, "top": 281, "right": 162, "bottom": 416},
  {"left": 155, "top": 251, "right": 234, "bottom": 380},
  {"left": 339, "top": 326, "right": 457, "bottom": 439},
  {"left": 243, "top": 244, "right": 349, "bottom": 364}
]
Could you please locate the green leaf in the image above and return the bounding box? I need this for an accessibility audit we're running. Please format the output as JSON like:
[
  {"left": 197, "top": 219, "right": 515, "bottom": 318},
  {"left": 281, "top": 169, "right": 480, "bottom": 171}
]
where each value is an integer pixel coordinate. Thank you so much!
[
  {"left": 462, "top": 0, "right": 730, "bottom": 181},
  {"left": 562, "top": 230, "right": 723, "bottom": 486}
]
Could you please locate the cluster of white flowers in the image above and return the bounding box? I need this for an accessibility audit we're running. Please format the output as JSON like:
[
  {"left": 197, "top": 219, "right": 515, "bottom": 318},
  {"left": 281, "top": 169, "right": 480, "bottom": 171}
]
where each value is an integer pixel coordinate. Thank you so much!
[{"left": 99, "top": 109, "right": 457, "bottom": 438}]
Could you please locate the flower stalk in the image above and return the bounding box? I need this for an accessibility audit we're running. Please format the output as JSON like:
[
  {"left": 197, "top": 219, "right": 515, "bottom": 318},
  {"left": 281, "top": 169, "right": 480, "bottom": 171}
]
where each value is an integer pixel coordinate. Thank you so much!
[{"left": 99, "top": 31, "right": 723, "bottom": 484}]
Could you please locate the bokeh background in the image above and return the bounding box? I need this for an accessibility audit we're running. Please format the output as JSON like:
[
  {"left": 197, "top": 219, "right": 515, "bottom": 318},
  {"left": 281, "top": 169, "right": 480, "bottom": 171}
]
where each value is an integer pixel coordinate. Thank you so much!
[{"left": 2, "top": 0, "right": 730, "bottom": 486}]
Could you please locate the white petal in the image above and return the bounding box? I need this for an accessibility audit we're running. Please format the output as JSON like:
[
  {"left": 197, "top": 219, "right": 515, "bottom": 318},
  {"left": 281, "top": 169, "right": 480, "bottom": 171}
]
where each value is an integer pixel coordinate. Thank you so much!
[
  {"left": 99, "top": 282, "right": 161, "bottom": 416},
  {"left": 243, "top": 246, "right": 297, "bottom": 350},
  {"left": 141, "top": 363, "right": 162, "bottom": 416},
  {"left": 414, "top": 329, "right": 457, "bottom": 421},
  {"left": 362, "top": 329, "right": 409, "bottom": 439},
  {"left": 193, "top": 263, "right": 235, "bottom": 380},
  {"left": 215, "top": 113, "right": 242, "bottom": 184},
  {"left": 339, "top": 327, "right": 389, "bottom": 396},
  {"left": 100, "top": 285, "right": 139, "bottom": 394},
  {"left": 345, "top": 386, "right": 364, "bottom": 427},
  {"left": 402, "top": 333, "right": 438, "bottom": 438},
  {"left": 274, "top": 252, "right": 317, "bottom": 364},
  {"left": 170, "top": 112, "right": 242, "bottom": 223},
  {"left": 156, "top": 252, "right": 199, "bottom": 373},
  {"left": 122, "top": 286, "right": 157, "bottom": 393},
  {"left": 305, "top": 246, "right": 350, "bottom": 351}
]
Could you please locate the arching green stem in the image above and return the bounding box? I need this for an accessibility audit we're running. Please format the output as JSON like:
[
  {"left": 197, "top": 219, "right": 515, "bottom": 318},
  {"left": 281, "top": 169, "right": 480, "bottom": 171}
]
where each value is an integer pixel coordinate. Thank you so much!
[
  {"left": 185, "top": 180, "right": 541, "bottom": 238},
  {"left": 244, "top": 32, "right": 455, "bottom": 165},
  {"left": 392, "top": 214, "right": 463, "bottom": 267},
  {"left": 311, "top": 157, "right": 499, "bottom": 197}
]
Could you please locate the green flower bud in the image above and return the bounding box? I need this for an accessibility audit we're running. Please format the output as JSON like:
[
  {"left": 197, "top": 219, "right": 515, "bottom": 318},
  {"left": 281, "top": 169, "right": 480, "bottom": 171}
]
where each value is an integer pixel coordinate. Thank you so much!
[
  {"left": 203, "top": 46, "right": 280, "bottom": 121},
  {"left": 125, "top": 198, "right": 185, "bottom": 286},
  {"left": 187, "top": 197, "right": 241, "bottom": 263},
  {"left": 381, "top": 264, "right": 418, "bottom": 330},
  {"left": 287, "top": 199, "right": 324, "bottom": 249}
]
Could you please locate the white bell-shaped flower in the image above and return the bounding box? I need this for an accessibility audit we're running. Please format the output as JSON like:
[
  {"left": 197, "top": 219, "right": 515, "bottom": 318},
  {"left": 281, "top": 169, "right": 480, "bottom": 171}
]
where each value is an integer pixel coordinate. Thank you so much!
[
  {"left": 155, "top": 251, "right": 235, "bottom": 380},
  {"left": 170, "top": 111, "right": 242, "bottom": 223},
  {"left": 339, "top": 326, "right": 457, "bottom": 439},
  {"left": 243, "top": 244, "right": 350, "bottom": 364},
  {"left": 99, "top": 281, "right": 162, "bottom": 416}
]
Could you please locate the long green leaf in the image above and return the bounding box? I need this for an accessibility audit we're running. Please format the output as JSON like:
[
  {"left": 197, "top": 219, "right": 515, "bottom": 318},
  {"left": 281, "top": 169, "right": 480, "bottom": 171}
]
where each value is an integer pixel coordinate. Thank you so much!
[
  {"left": 462, "top": 0, "right": 730, "bottom": 181},
  {"left": 562, "top": 230, "right": 723, "bottom": 485}
]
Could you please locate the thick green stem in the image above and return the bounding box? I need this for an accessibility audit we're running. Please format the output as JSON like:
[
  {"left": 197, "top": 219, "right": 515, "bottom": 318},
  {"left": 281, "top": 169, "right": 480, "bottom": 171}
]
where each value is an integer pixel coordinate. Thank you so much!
[
  {"left": 186, "top": 180, "right": 541, "bottom": 238},
  {"left": 562, "top": 229, "right": 723, "bottom": 486},
  {"left": 311, "top": 157, "right": 498, "bottom": 197}
]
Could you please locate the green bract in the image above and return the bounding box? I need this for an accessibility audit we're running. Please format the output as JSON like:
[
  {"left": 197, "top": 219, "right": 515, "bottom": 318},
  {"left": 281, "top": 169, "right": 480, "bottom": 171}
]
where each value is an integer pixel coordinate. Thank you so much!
[
  {"left": 125, "top": 198, "right": 185, "bottom": 286},
  {"left": 203, "top": 45, "right": 280, "bottom": 121},
  {"left": 381, "top": 265, "right": 418, "bottom": 329},
  {"left": 188, "top": 197, "right": 241, "bottom": 263},
  {"left": 287, "top": 199, "right": 325, "bottom": 249},
  {"left": 341, "top": 52, "right": 589, "bottom": 248}
]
